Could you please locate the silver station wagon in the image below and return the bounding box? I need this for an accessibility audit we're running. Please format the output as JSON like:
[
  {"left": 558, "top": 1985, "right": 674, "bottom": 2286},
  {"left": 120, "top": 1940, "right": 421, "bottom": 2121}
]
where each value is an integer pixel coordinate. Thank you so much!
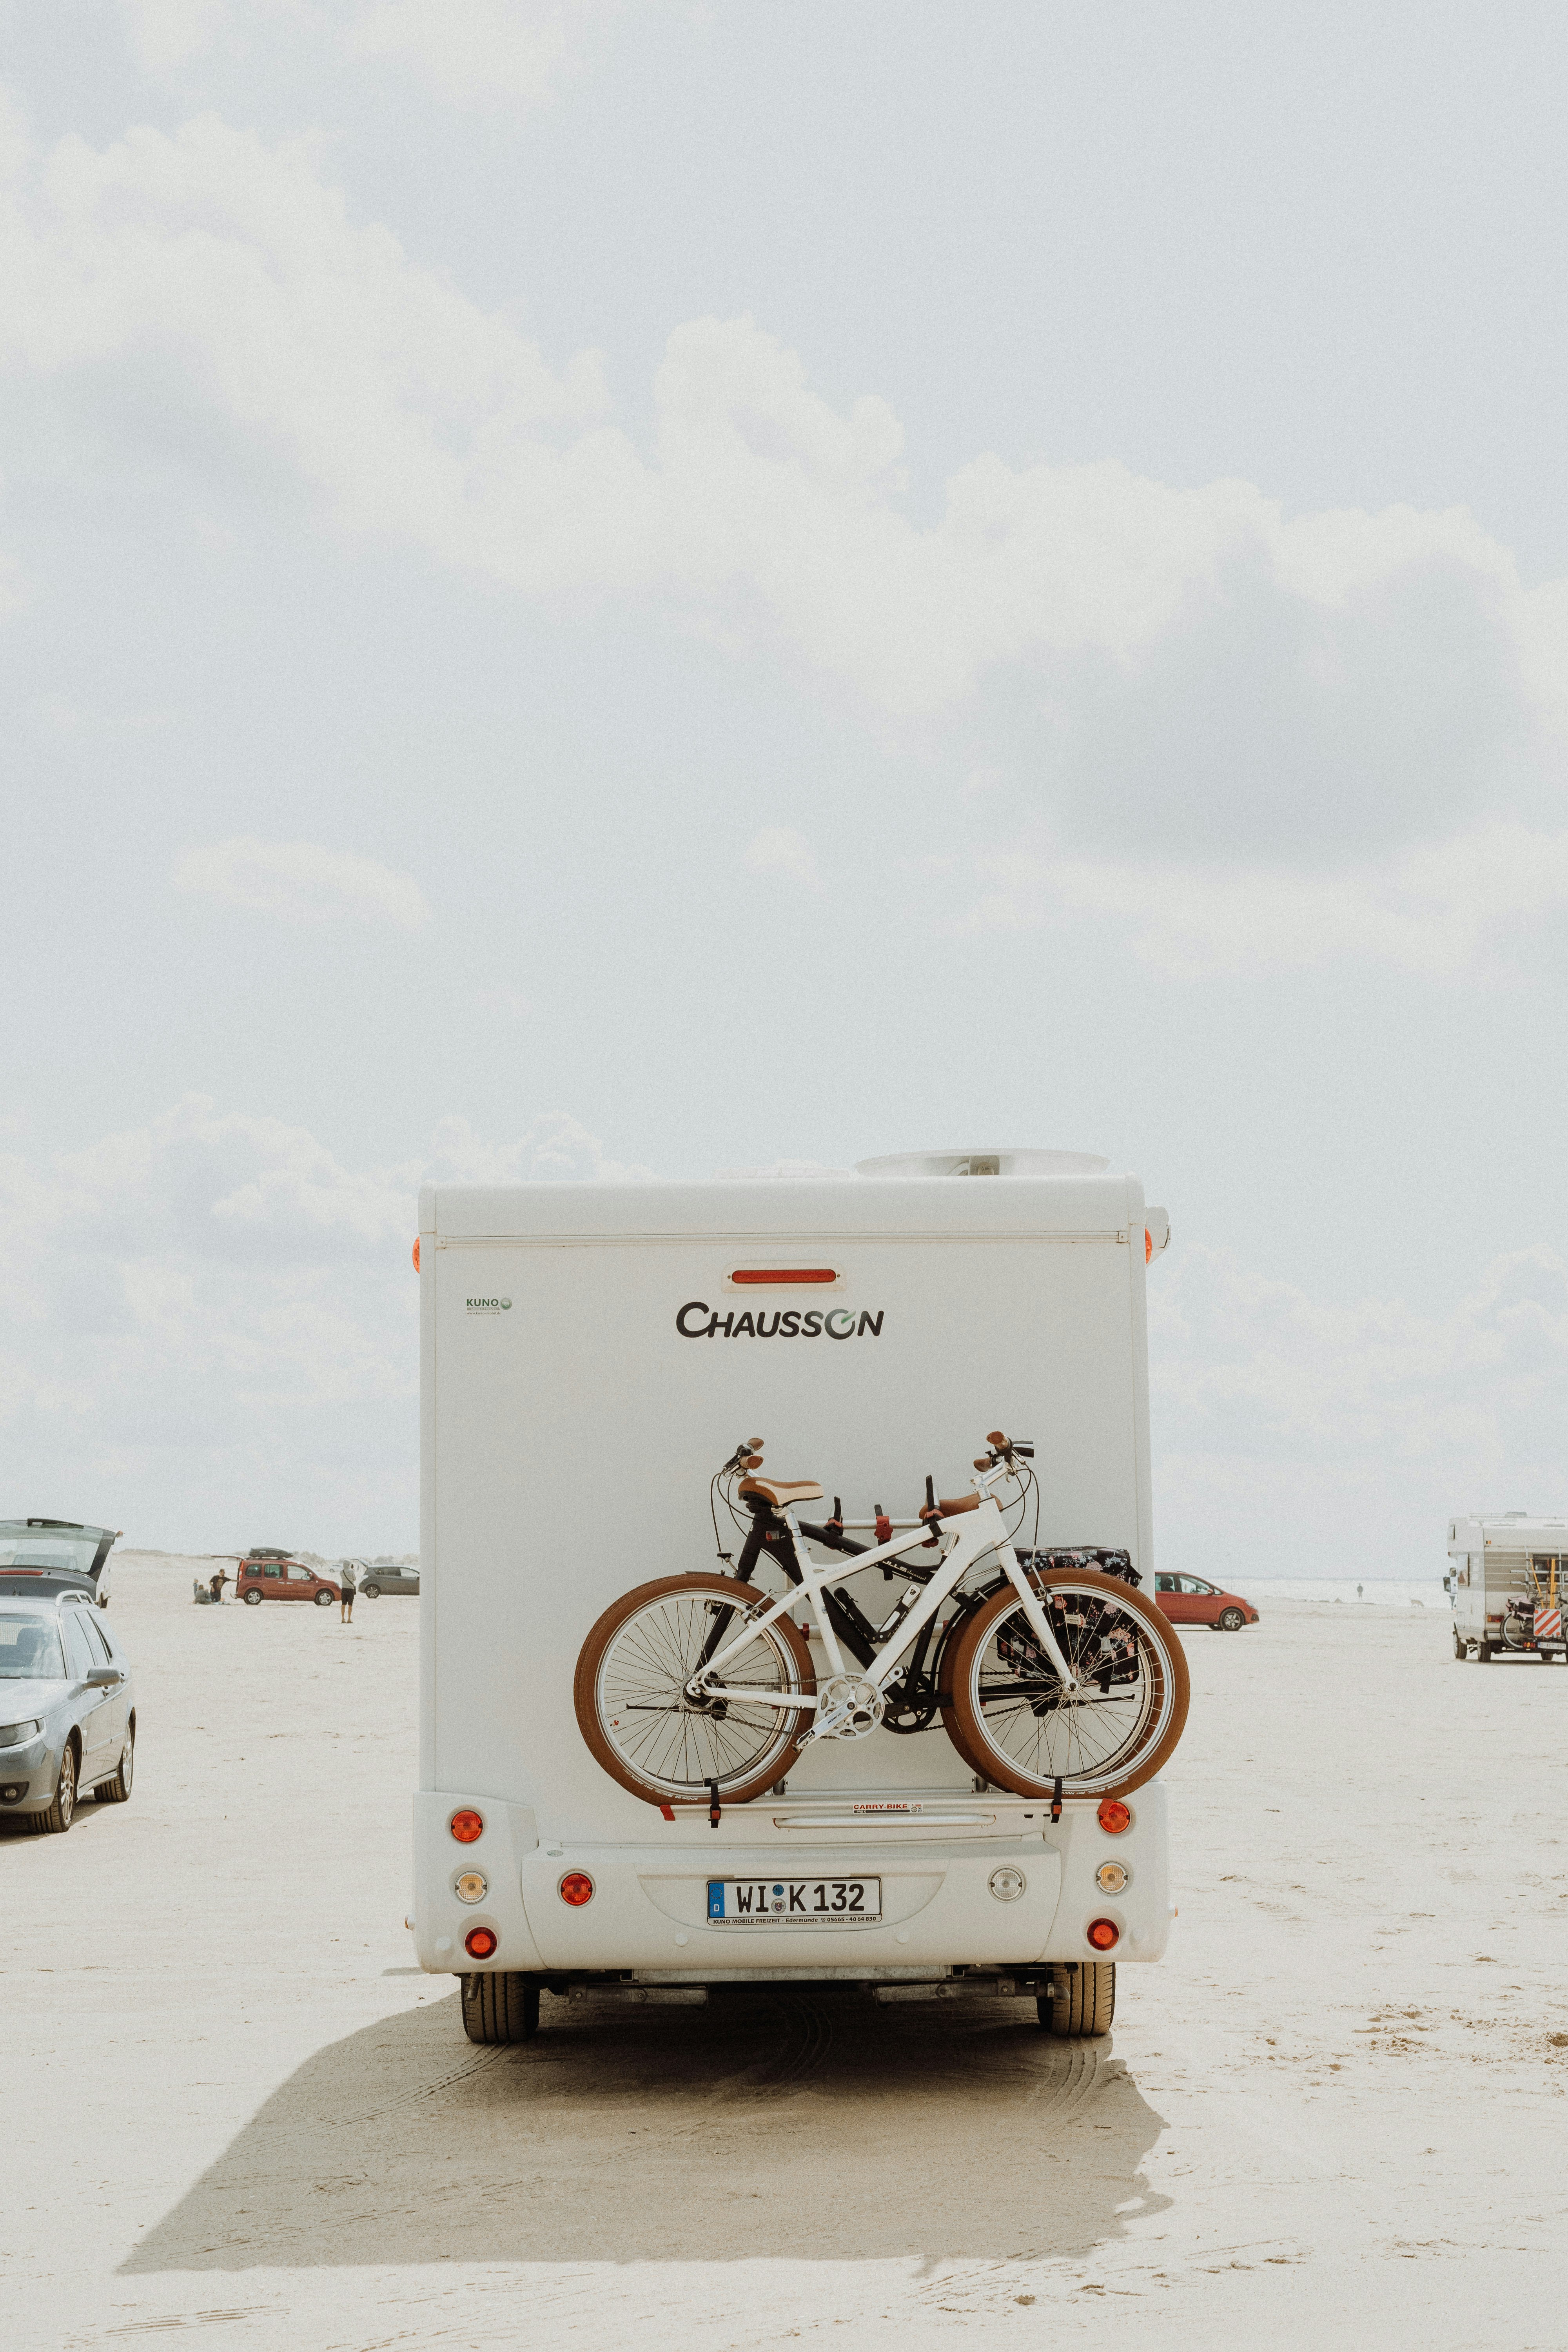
[
  {"left": 356, "top": 1561, "right": 420, "bottom": 1599},
  {"left": 0, "top": 1583, "right": 136, "bottom": 1832}
]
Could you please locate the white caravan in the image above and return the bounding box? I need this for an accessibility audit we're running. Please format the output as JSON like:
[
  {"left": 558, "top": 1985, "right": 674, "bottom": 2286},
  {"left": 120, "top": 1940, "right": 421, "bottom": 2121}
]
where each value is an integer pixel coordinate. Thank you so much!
[
  {"left": 411, "top": 1147, "right": 1178, "bottom": 2042},
  {"left": 1447, "top": 1514, "right": 1568, "bottom": 1663}
]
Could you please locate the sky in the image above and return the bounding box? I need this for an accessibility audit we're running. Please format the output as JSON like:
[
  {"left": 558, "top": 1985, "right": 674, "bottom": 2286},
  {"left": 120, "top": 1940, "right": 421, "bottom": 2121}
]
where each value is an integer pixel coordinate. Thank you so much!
[{"left": 2, "top": 0, "right": 1567, "bottom": 1570}]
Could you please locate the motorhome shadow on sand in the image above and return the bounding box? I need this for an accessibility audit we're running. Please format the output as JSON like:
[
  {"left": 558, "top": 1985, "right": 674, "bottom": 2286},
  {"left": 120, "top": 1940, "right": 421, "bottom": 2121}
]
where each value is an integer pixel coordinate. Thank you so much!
[{"left": 410, "top": 1148, "right": 1180, "bottom": 2045}]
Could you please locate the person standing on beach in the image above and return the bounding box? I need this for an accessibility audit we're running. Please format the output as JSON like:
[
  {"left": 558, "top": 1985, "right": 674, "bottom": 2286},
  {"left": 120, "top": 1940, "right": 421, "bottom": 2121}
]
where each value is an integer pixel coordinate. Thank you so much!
[{"left": 339, "top": 1561, "right": 357, "bottom": 1622}]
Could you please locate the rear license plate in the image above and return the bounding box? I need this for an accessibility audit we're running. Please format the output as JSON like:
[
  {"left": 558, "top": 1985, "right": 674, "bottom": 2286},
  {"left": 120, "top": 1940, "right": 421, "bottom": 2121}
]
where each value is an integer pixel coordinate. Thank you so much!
[{"left": 706, "top": 1877, "right": 882, "bottom": 1925}]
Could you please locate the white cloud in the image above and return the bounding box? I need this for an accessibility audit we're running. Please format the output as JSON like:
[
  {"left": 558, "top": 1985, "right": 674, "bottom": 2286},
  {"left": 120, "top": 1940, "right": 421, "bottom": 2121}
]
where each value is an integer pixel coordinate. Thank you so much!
[
  {"left": 172, "top": 837, "right": 432, "bottom": 927},
  {"left": 115, "top": 0, "right": 232, "bottom": 71},
  {"left": 345, "top": 0, "right": 608, "bottom": 110},
  {"left": 0, "top": 1096, "right": 652, "bottom": 1549},
  {"left": 956, "top": 818, "right": 1568, "bottom": 979},
  {"left": 473, "top": 986, "right": 532, "bottom": 1021},
  {"left": 112, "top": 2, "right": 612, "bottom": 109},
  {"left": 742, "top": 826, "right": 822, "bottom": 891},
  {"left": 421, "top": 1110, "right": 655, "bottom": 1186},
  {"left": 1149, "top": 1243, "right": 1568, "bottom": 1579},
  {"left": 4, "top": 104, "right": 1567, "bottom": 893}
]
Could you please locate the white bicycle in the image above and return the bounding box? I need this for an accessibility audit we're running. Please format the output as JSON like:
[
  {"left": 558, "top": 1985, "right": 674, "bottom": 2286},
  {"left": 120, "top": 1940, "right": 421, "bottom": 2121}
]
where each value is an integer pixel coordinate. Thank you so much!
[{"left": 575, "top": 1432, "right": 1189, "bottom": 1810}]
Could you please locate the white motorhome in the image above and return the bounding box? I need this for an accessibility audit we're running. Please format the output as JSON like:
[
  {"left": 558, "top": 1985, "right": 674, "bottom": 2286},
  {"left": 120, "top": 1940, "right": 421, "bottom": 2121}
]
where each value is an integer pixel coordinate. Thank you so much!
[
  {"left": 1447, "top": 1514, "right": 1568, "bottom": 1663},
  {"left": 411, "top": 1147, "right": 1178, "bottom": 2043}
]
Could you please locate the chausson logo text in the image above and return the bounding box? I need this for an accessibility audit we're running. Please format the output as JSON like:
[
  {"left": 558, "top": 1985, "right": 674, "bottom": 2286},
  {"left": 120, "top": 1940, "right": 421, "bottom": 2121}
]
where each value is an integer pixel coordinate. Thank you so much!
[{"left": 677, "top": 1302, "right": 884, "bottom": 1339}]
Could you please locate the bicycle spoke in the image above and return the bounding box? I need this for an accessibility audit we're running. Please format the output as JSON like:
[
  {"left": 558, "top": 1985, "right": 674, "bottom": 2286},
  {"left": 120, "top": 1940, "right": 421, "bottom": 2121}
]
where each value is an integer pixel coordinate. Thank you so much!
[
  {"left": 965, "top": 1582, "right": 1172, "bottom": 1793},
  {"left": 593, "top": 1586, "right": 807, "bottom": 1798}
]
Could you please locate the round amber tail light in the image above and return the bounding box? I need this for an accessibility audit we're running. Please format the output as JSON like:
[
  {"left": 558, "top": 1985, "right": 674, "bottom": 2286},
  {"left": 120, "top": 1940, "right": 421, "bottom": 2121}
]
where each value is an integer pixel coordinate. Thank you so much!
[
  {"left": 558, "top": 1871, "right": 595, "bottom": 1906},
  {"left": 464, "top": 1926, "right": 498, "bottom": 1959},
  {"left": 449, "top": 1808, "right": 484, "bottom": 1843},
  {"left": 1096, "top": 1798, "right": 1132, "bottom": 1835},
  {"left": 1087, "top": 1917, "right": 1120, "bottom": 1952}
]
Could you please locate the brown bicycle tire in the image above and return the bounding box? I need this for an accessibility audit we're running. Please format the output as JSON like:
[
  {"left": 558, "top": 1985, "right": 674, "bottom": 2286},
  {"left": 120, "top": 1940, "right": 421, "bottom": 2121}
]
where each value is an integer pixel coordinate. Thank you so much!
[
  {"left": 574, "top": 1574, "right": 816, "bottom": 1808},
  {"left": 943, "top": 1570, "right": 1189, "bottom": 1800},
  {"left": 931, "top": 1606, "right": 1000, "bottom": 1782}
]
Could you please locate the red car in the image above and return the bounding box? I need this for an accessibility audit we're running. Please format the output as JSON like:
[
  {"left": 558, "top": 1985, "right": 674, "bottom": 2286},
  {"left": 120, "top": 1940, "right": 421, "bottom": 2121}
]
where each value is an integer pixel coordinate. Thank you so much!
[
  {"left": 1153, "top": 1573, "right": 1258, "bottom": 1632},
  {"left": 236, "top": 1556, "right": 341, "bottom": 1607}
]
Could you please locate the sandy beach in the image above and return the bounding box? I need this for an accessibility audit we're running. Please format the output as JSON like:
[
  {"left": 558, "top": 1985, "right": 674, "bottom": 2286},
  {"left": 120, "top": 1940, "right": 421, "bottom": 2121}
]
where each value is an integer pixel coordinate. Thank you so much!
[{"left": 4, "top": 1555, "right": 1564, "bottom": 2351}]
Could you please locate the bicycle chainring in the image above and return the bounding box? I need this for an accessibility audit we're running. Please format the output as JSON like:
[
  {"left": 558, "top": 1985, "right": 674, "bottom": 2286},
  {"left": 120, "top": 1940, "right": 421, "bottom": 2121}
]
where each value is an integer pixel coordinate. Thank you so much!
[{"left": 810, "top": 1674, "right": 885, "bottom": 1741}]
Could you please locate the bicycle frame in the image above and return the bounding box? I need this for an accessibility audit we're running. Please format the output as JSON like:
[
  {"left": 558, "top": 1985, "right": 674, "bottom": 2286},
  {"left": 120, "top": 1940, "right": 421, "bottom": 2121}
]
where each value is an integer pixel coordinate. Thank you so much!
[{"left": 694, "top": 1467, "right": 1083, "bottom": 1741}]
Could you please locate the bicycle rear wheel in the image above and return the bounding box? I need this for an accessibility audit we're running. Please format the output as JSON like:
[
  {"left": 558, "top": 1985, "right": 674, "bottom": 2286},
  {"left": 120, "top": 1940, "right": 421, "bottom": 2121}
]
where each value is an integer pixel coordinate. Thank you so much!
[
  {"left": 943, "top": 1570, "right": 1189, "bottom": 1800},
  {"left": 574, "top": 1574, "right": 816, "bottom": 1807}
]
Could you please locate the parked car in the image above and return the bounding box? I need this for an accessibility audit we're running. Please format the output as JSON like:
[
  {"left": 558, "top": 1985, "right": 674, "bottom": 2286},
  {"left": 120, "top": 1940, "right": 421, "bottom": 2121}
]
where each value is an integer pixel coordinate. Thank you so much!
[
  {"left": 1153, "top": 1573, "right": 1259, "bottom": 1632},
  {"left": 236, "top": 1557, "right": 340, "bottom": 1607},
  {"left": 0, "top": 1519, "right": 120, "bottom": 1606},
  {"left": 358, "top": 1562, "right": 419, "bottom": 1599},
  {"left": 0, "top": 1585, "right": 136, "bottom": 1831}
]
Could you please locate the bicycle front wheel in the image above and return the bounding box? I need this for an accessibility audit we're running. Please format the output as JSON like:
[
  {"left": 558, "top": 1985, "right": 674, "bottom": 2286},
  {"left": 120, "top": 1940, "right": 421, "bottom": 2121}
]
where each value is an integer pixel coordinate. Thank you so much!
[
  {"left": 574, "top": 1574, "right": 816, "bottom": 1807},
  {"left": 943, "top": 1570, "right": 1189, "bottom": 1800}
]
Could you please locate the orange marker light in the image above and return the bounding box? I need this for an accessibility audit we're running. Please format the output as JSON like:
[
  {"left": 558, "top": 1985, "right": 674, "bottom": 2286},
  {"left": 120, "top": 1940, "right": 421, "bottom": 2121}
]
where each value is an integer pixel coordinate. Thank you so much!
[
  {"left": 1145, "top": 1229, "right": 1152, "bottom": 1264},
  {"left": 1096, "top": 1799, "right": 1132, "bottom": 1835},
  {"left": 1087, "top": 1918, "right": 1120, "bottom": 1952},
  {"left": 464, "top": 1926, "right": 498, "bottom": 1959},
  {"left": 559, "top": 1871, "right": 595, "bottom": 1906},
  {"left": 412, "top": 1237, "right": 421, "bottom": 1272},
  {"left": 449, "top": 1808, "right": 484, "bottom": 1843}
]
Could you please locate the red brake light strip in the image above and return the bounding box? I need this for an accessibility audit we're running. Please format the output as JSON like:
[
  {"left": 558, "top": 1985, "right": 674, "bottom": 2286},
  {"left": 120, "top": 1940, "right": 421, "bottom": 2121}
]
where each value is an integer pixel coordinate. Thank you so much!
[{"left": 730, "top": 1269, "right": 837, "bottom": 1285}]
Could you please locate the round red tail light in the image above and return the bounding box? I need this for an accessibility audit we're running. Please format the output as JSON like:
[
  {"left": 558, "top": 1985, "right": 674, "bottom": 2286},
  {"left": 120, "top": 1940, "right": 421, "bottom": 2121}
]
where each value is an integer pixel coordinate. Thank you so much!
[
  {"left": 449, "top": 1808, "right": 484, "bottom": 1843},
  {"left": 464, "top": 1926, "right": 498, "bottom": 1959},
  {"left": 1096, "top": 1798, "right": 1132, "bottom": 1835},
  {"left": 1087, "top": 1917, "right": 1120, "bottom": 1952},
  {"left": 558, "top": 1871, "right": 595, "bottom": 1907}
]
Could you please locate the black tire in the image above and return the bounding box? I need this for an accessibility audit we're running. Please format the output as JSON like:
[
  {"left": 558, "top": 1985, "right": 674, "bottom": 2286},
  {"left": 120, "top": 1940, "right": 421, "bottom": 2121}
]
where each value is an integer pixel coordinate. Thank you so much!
[
  {"left": 95, "top": 1728, "right": 134, "bottom": 1804},
  {"left": 462, "top": 1971, "right": 540, "bottom": 2044},
  {"left": 1477, "top": 1642, "right": 1492, "bottom": 1662},
  {"left": 244, "top": 1590, "right": 262, "bottom": 1606},
  {"left": 1039, "top": 1962, "right": 1115, "bottom": 2038},
  {"left": 361, "top": 1584, "right": 381, "bottom": 1599},
  {"left": 35, "top": 1742, "right": 78, "bottom": 1835},
  {"left": 1216, "top": 1607, "right": 1246, "bottom": 1632},
  {"left": 314, "top": 1588, "right": 335, "bottom": 1607},
  {"left": 1452, "top": 1628, "right": 1465, "bottom": 1661}
]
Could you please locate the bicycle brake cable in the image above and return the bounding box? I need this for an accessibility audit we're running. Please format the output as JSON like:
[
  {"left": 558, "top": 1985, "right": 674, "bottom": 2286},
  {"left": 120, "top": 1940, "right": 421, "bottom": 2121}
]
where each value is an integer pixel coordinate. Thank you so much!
[{"left": 709, "top": 1473, "right": 733, "bottom": 1565}]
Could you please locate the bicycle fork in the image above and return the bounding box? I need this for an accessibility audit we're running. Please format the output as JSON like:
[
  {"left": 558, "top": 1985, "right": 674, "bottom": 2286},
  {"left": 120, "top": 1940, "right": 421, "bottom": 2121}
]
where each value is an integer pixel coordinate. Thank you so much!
[{"left": 998, "top": 1549, "right": 1083, "bottom": 1695}]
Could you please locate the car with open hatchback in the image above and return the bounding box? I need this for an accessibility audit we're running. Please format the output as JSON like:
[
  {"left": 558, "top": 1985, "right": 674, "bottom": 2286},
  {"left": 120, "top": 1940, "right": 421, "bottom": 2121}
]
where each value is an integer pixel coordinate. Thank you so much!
[{"left": 0, "top": 1584, "right": 136, "bottom": 1831}]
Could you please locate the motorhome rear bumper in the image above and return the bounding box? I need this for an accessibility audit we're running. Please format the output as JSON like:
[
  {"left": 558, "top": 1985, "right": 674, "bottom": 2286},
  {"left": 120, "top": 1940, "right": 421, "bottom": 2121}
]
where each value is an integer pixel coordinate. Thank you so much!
[{"left": 411, "top": 1781, "right": 1171, "bottom": 1975}]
